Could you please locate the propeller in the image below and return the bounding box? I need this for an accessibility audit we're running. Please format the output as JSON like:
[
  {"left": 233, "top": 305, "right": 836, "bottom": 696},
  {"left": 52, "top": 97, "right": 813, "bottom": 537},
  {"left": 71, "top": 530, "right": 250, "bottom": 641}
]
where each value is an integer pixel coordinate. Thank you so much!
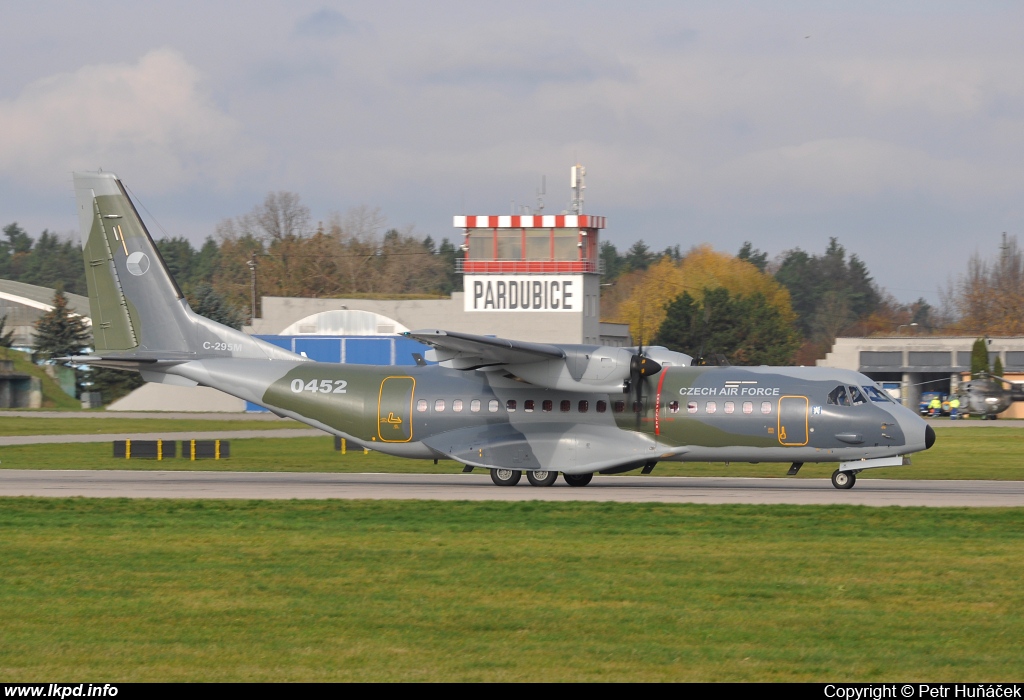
[{"left": 628, "top": 339, "right": 662, "bottom": 426}]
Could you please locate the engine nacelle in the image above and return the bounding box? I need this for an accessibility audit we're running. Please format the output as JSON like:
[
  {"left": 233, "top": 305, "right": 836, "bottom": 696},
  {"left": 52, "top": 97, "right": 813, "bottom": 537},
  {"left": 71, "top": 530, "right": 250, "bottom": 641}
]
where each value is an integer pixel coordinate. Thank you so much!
[{"left": 504, "top": 345, "right": 692, "bottom": 393}]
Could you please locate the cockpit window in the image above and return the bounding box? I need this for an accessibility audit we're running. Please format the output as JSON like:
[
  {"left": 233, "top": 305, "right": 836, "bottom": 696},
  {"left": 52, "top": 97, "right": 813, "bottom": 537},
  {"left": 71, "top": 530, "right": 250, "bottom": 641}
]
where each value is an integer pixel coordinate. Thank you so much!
[
  {"left": 847, "top": 386, "right": 866, "bottom": 405},
  {"left": 861, "top": 386, "right": 892, "bottom": 403},
  {"left": 827, "top": 386, "right": 851, "bottom": 406}
]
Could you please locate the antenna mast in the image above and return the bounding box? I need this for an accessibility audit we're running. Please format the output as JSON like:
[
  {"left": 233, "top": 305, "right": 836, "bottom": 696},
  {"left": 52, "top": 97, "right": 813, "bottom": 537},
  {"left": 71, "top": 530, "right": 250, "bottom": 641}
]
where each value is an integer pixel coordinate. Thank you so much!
[{"left": 570, "top": 164, "right": 586, "bottom": 214}]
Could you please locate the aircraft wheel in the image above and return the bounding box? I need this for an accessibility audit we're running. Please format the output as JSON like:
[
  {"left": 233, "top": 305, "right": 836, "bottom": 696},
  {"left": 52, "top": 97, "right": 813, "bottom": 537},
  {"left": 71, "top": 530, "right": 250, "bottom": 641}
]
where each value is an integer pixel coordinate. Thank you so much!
[
  {"left": 490, "top": 468, "right": 522, "bottom": 486},
  {"left": 527, "top": 470, "right": 558, "bottom": 487},
  {"left": 563, "top": 473, "right": 593, "bottom": 487},
  {"left": 831, "top": 469, "right": 856, "bottom": 490}
]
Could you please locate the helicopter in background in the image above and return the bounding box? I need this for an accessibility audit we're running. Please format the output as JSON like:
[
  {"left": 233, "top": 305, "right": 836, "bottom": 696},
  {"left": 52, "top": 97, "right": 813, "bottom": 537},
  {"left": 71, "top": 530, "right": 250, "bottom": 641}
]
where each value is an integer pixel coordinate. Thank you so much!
[{"left": 958, "top": 373, "right": 1024, "bottom": 419}]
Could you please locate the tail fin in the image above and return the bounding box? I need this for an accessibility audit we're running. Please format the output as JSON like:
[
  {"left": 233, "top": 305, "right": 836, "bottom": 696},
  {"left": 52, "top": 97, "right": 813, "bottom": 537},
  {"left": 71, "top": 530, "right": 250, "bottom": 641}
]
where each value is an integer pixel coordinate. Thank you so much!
[{"left": 74, "top": 171, "right": 298, "bottom": 362}]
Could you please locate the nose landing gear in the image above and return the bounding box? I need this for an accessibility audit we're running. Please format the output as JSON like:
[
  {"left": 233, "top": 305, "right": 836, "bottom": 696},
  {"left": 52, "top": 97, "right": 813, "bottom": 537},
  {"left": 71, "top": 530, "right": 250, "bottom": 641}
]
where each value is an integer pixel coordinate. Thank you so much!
[{"left": 831, "top": 469, "right": 857, "bottom": 489}]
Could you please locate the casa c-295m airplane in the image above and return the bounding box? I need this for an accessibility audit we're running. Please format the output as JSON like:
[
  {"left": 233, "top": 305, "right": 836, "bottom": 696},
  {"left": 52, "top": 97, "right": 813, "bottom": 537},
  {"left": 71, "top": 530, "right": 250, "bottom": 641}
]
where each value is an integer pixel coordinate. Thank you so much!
[{"left": 69, "top": 171, "right": 935, "bottom": 489}]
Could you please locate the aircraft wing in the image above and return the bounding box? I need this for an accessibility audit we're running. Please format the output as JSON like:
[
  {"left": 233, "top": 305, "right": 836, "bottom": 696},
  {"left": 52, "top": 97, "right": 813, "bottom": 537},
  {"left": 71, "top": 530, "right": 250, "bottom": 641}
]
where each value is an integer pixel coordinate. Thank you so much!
[{"left": 403, "top": 329, "right": 565, "bottom": 369}]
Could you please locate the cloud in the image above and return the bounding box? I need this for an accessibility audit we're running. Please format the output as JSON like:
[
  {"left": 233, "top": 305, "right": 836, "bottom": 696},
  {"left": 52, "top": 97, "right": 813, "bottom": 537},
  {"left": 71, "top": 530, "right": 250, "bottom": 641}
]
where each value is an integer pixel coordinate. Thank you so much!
[
  {"left": 702, "top": 137, "right": 1019, "bottom": 214},
  {"left": 0, "top": 48, "right": 250, "bottom": 190},
  {"left": 295, "top": 8, "right": 362, "bottom": 39},
  {"left": 411, "top": 36, "right": 635, "bottom": 89}
]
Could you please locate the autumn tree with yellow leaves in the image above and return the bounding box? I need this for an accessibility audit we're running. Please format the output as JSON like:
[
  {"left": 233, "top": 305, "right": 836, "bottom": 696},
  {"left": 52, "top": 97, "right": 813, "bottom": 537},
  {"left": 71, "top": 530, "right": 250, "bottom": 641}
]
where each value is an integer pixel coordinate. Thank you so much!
[{"left": 608, "top": 245, "right": 796, "bottom": 344}]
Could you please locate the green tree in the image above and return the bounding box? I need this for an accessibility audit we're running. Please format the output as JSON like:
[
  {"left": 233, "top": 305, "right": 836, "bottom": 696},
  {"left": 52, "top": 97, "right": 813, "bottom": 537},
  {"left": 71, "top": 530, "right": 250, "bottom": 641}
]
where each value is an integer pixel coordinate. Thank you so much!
[
  {"left": 436, "top": 238, "right": 462, "bottom": 295},
  {"left": 993, "top": 355, "right": 1004, "bottom": 377},
  {"left": 81, "top": 366, "right": 144, "bottom": 405},
  {"left": 187, "top": 283, "right": 245, "bottom": 330},
  {"left": 156, "top": 236, "right": 197, "bottom": 289},
  {"left": 623, "top": 240, "right": 655, "bottom": 273},
  {"left": 774, "top": 238, "right": 881, "bottom": 340},
  {"left": 654, "top": 287, "right": 801, "bottom": 366},
  {"left": 737, "top": 241, "right": 768, "bottom": 272},
  {"left": 970, "top": 337, "right": 990, "bottom": 376},
  {"left": 33, "top": 289, "right": 90, "bottom": 360},
  {"left": 0, "top": 314, "right": 14, "bottom": 348},
  {"left": 600, "top": 240, "right": 623, "bottom": 282}
]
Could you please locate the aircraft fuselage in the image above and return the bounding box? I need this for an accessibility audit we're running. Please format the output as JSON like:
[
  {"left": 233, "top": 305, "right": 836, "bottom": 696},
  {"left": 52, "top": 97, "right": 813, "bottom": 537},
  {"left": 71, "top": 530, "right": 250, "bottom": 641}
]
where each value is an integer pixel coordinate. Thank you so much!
[{"left": 171, "top": 359, "right": 933, "bottom": 474}]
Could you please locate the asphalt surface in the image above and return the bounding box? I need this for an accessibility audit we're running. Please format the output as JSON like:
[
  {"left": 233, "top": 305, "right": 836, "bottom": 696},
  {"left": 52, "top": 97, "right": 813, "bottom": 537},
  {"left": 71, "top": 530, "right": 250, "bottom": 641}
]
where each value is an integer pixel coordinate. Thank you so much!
[{"left": 2, "top": 470, "right": 1022, "bottom": 507}]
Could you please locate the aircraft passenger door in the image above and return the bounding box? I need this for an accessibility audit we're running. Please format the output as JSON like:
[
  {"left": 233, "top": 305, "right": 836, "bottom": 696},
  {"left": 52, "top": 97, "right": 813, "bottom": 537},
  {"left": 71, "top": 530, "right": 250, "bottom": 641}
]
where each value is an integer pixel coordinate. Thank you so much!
[
  {"left": 777, "top": 396, "right": 809, "bottom": 446},
  {"left": 378, "top": 376, "right": 415, "bottom": 442}
]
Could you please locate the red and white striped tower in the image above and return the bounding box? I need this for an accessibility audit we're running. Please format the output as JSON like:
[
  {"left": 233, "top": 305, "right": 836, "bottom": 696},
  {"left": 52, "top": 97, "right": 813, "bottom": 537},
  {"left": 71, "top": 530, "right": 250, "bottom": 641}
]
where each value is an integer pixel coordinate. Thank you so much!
[{"left": 453, "top": 166, "right": 605, "bottom": 344}]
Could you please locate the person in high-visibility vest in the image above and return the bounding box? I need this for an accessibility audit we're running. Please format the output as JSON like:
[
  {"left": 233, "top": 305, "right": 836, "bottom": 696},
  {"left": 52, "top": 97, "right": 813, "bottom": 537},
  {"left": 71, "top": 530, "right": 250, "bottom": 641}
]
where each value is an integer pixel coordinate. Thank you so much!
[
  {"left": 929, "top": 397, "right": 941, "bottom": 416},
  {"left": 949, "top": 396, "right": 960, "bottom": 420}
]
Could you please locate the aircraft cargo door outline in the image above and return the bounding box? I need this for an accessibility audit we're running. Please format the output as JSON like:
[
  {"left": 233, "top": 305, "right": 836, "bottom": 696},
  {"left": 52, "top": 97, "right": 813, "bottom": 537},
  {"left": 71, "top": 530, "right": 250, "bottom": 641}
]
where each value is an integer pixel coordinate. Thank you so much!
[
  {"left": 378, "top": 376, "right": 415, "bottom": 443},
  {"left": 777, "top": 396, "right": 809, "bottom": 446}
]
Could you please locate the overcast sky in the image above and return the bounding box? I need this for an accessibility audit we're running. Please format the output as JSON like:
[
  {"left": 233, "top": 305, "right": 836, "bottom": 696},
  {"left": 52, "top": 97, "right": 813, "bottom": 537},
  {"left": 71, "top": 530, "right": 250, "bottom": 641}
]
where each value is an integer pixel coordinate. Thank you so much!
[{"left": 3, "top": 1, "right": 1023, "bottom": 304}]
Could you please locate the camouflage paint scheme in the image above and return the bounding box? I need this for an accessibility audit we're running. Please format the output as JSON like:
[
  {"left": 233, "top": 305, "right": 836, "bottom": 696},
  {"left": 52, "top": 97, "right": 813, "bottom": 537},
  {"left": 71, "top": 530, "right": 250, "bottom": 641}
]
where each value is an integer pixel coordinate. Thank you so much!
[{"left": 71, "top": 172, "right": 934, "bottom": 483}]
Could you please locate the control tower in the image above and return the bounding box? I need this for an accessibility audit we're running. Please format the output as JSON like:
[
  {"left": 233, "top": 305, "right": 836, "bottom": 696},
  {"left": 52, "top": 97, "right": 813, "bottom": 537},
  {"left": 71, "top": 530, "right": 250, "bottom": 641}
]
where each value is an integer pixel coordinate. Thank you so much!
[{"left": 453, "top": 165, "right": 605, "bottom": 344}]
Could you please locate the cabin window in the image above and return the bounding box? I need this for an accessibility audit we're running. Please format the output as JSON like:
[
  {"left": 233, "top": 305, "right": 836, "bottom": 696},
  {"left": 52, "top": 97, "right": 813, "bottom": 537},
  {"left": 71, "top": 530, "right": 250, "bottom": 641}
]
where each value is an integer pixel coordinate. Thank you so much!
[
  {"left": 506, "top": 399, "right": 517, "bottom": 412},
  {"left": 416, "top": 399, "right": 428, "bottom": 412},
  {"left": 471, "top": 399, "right": 481, "bottom": 412},
  {"left": 847, "top": 386, "right": 866, "bottom": 406},
  {"left": 668, "top": 400, "right": 680, "bottom": 413},
  {"left": 724, "top": 401, "right": 735, "bottom": 414},
  {"left": 761, "top": 401, "right": 772, "bottom": 414},
  {"left": 453, "top": 399, "right": 463, "bottom": 412},
  {"left": 827, "top": 386, "right": 851, "bottom": 406},
  {"left": 706, "top": 401, "right": 717, "bottom": 414},
  {"left": 742, "top": 401, "right": 753, "bottom": 414},
  {"left": 542, "top": 399, "right": 553, "bottom": 412},
  {"left": 434, "top": 399, "right": 445, "bottom": 412},
  {"left": 687, "top": 401, "right": 698, "bottom": 414},
  {"left": 488, "top": 399, "right": 499, "bottom": 412},
  {"left": 578, "top": 400, "right": 589, "bottom": 413},
  {"left": 560, "top": 400, "right": 571, "bottom": 412},
  {"left": 596, "top": 400, "right": 607, "bottom": 413},
  {"left": 613, "top": 401, "right": 626, "bottom": 413},
  {"left": 524, "top": 399, "right": 535, "bottom": 412}
]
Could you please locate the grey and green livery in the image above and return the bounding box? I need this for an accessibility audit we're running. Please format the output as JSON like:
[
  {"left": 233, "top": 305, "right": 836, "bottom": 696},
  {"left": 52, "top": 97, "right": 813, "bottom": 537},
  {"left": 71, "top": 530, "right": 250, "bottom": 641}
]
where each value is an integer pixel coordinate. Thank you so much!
[{"left": 70, "top": 171, "right": 935, "bottom": 489}]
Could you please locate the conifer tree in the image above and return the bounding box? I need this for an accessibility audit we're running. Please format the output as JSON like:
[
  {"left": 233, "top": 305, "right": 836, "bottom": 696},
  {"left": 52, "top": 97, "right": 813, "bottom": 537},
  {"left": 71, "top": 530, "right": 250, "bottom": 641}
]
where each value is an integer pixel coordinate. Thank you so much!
[
  {"left": 33, "top": 289, "right": 90, "bottom": 360},
  {"left": 970, "top": 337, "right": 990, "bottom": 377},
  {"left": 0, "top": 314, "right": 14, "bottom": 348}
]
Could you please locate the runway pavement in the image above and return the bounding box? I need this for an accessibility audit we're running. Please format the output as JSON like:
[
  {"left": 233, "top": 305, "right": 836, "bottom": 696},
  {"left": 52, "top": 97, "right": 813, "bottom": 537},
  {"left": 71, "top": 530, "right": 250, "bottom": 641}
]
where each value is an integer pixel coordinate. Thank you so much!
[{"left": 1, "top": 470, "right": 1022, "bottom": 507}]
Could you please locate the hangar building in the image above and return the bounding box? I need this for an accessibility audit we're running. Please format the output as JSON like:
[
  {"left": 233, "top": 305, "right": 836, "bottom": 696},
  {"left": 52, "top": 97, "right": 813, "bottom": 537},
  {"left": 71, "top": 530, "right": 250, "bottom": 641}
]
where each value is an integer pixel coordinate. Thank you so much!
[{"left": 818, "top": 336, "right": 1024, "bottom": 418}]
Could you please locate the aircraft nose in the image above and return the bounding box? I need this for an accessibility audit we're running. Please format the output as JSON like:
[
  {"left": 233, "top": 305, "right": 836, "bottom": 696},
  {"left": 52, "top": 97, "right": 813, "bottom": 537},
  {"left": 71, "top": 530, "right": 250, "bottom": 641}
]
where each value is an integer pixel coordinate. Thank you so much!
[{"left": 925, "top": 424, "right": 936, "bottom": 450}]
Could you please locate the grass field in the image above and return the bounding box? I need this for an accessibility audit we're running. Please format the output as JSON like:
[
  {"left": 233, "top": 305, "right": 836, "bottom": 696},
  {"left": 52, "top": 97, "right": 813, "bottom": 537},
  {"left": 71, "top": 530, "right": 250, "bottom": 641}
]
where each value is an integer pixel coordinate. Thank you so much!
[
  {"left": 0, "top": 416, "right": 301, "bottom": 437},
  {"left": 0, "top": 498, "right": 1021, "bottom": 681},
  {"left": 1, "top": 426, "right": 1021, "bottom": 481}
]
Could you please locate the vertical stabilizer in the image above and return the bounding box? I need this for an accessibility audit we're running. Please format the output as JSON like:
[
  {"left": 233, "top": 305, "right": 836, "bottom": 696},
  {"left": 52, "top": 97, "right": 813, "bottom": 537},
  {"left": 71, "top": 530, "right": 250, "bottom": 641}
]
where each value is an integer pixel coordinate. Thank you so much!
[{"left": 73, "top": 171, "right": 299, "bottom": 362}]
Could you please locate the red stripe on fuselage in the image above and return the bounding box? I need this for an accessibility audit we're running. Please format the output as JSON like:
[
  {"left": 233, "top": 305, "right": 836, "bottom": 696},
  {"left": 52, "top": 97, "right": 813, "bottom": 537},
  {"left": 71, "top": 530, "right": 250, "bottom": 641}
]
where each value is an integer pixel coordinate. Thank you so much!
[{"left": 655, "top": 367, "right": 669, "bottom": 436}]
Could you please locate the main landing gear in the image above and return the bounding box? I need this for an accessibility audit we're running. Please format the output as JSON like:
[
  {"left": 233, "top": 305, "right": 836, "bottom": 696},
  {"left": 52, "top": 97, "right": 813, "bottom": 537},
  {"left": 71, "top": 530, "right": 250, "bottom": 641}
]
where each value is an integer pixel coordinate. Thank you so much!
[
  {"left": 488, "top": 469, "right": 594, "bottom": 487},
  {"left": 831, "top": 469, "right": 857, "bottom": 490},
  {"left": 526, "top": 470, "right": 558, "bottom": 487},
  {"left": 490, "top": 468, "right": 522, "bottom": 486}
]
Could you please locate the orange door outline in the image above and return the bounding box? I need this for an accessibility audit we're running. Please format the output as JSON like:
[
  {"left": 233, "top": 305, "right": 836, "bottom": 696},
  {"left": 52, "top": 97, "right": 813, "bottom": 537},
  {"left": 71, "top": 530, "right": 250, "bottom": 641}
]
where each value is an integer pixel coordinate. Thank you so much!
[
  {"left": 777, "top": 395, "right": 809, "bottom": 446},
  {"left": 378, "top": 376, "right": 415, "bottom": 443}
]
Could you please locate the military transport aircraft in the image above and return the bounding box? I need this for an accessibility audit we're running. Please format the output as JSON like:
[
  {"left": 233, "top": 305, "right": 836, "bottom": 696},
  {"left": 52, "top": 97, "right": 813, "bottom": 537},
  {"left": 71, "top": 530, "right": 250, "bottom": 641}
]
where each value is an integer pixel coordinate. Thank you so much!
[{"left": 69, "top": 171, "right": 935, "bottom": 489}]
